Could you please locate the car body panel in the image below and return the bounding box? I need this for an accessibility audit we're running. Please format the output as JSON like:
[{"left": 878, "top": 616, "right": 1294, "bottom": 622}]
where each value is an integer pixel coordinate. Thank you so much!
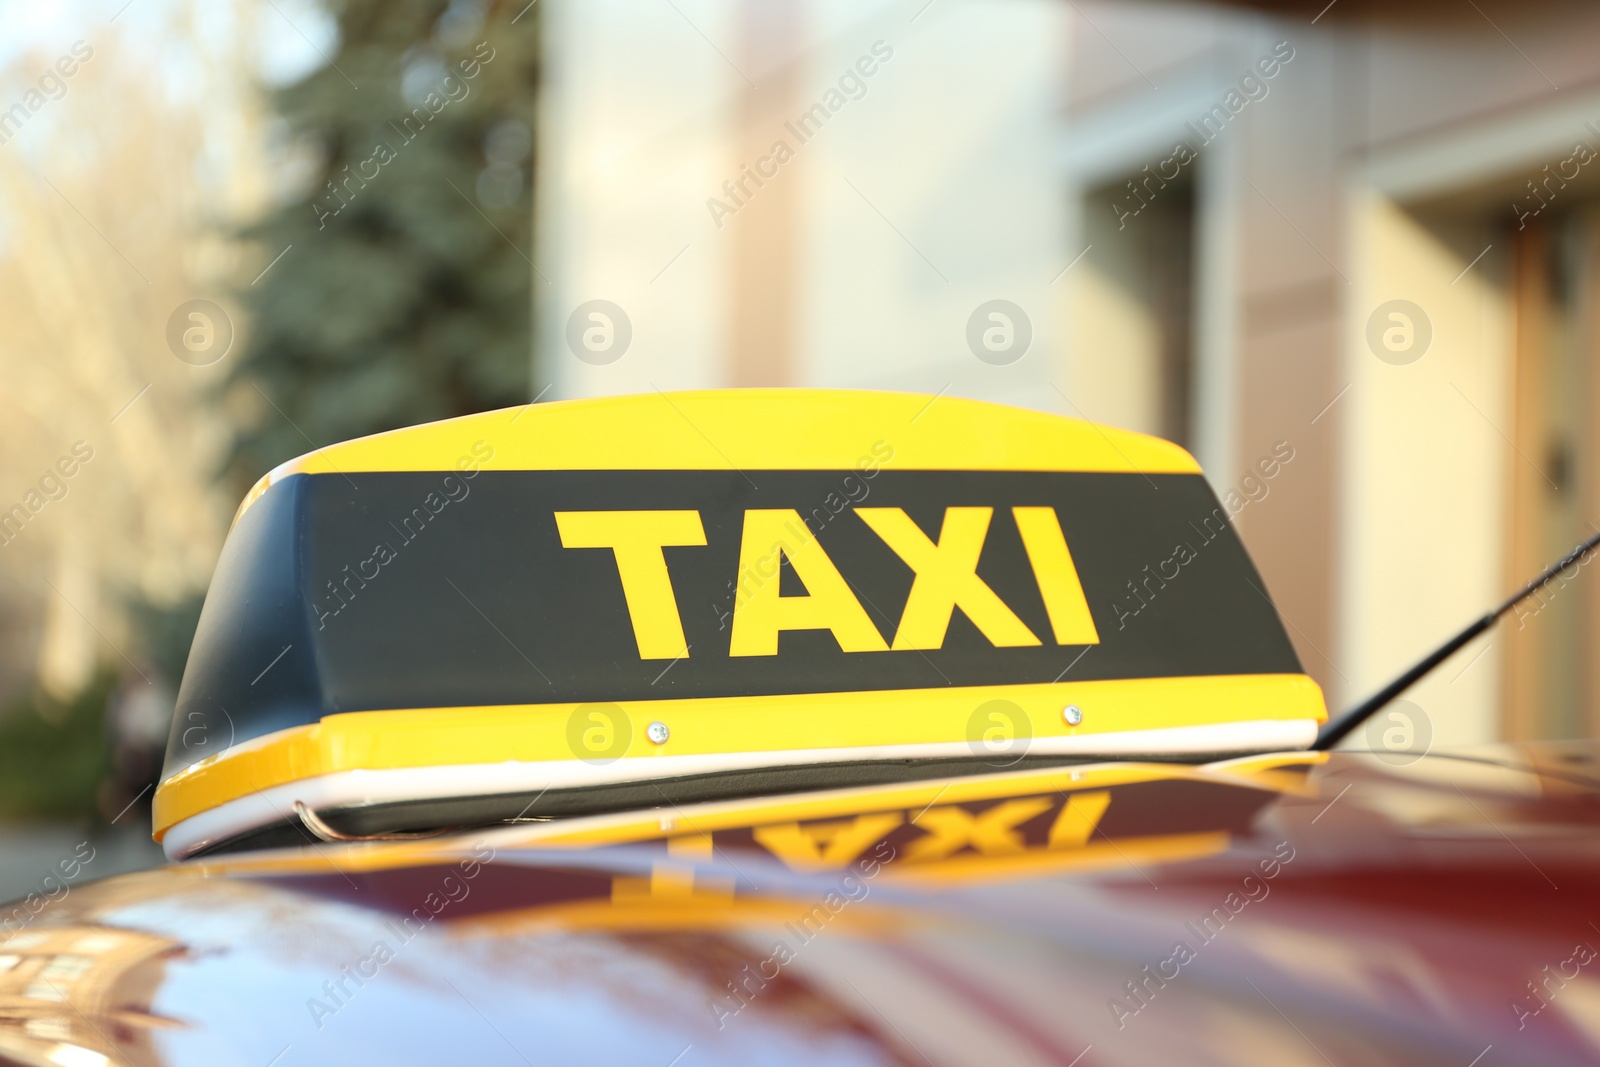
[{"left": 5, "top": 742, "right": 1599, "bottom": 1066}]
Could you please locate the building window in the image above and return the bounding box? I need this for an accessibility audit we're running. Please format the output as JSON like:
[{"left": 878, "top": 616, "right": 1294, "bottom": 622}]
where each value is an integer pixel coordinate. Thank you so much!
[
  {"left": 1505, "top": 210, "right": 1600, "bottom": 740},
  {"left": 1069, "top": 171, "right": 1196, "bottom": 448}
]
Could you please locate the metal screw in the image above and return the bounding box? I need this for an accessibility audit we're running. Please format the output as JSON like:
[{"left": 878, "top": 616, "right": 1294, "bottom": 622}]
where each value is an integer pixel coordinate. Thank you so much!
[
  {"left": 1063, "top": 705, "right": 1083, "bottom": 726},
  {"left": 647, "top": 721, "right": 670, "bottom": 745}
]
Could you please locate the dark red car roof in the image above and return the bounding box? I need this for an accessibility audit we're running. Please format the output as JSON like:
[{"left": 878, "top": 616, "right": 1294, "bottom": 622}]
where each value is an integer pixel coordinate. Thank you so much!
[{"left": 3, "top": 742, "right": 1598, "bottom": 1066}]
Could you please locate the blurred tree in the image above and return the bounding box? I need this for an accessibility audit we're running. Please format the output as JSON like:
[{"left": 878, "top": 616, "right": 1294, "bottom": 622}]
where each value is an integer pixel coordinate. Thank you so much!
[
  {"left": 0, "top": 673, "right": 115, "bottom": 820},
  {"left": 230, "top": 0, "right": 539, "bottom": 485},
  {"left": 0, "top": 2, "right": 260, "bottom": 710},
  {"left": 0, "top": 0, "right": 540, "bottom": 819}
]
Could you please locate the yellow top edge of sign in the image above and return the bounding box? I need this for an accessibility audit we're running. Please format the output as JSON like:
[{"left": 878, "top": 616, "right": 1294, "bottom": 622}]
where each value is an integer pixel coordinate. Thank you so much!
[{"left": 234, "top": 390, "right": 1200, "bottom": 522}]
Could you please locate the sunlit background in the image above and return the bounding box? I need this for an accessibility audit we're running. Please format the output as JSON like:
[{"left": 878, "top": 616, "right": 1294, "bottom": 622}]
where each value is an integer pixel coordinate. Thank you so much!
[{"left": 3, "top": 0, "right": 1599, "bottom": 894}]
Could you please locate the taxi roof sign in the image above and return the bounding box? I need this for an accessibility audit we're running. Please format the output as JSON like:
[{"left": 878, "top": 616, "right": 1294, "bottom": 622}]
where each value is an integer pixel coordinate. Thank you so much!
[{"left": 156, "top": 389, "right": 1324, "bottom": 858}]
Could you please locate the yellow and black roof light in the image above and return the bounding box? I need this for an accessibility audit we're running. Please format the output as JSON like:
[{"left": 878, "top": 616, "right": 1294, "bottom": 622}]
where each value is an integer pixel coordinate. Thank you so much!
[{"left": 154, "top": 390, "right": 1323, "bottom": 858}]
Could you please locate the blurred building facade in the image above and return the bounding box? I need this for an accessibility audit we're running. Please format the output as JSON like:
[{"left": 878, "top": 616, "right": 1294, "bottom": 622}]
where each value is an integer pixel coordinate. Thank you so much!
[{"left": 536, "top": 0, "right": 1600, "bottom": 746}]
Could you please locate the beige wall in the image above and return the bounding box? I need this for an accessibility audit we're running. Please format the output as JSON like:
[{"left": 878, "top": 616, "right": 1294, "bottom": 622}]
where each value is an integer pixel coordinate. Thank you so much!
[
  {"left": 535, "top": 0, "right": 734, "bottom": 399},
  {"left": 1063, "top": 1, "right": 1600, "bottom": 741},
  {"left": 1341, "top": 193, "right": 1512, "bottom": 746},
  {"left": 538, "top": 0, "right": 1069, "bottom": 415},
  {"left": 1064, "top": 206, "right": 1170, "bottom": 438},
  {"left": 1060, "top": 4, "right": 1346, "bottom": 693}
]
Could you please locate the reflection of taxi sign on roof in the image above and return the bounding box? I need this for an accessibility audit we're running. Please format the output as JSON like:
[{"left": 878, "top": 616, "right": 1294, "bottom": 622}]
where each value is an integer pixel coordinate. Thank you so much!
[{"left": 155, "top": 389, "right": 1324, "bottom": 858}]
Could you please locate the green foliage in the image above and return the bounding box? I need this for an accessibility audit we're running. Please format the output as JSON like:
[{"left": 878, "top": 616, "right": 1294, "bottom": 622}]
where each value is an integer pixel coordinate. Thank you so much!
[
  {"left": 230, "top": 0, "right": 538, "bottom": 489},
  {"left": 0, "top": 673, "right": 115, "bottom": 820},
  {"left": 127, "top": 594, "right": 204, "bottom": 688}
]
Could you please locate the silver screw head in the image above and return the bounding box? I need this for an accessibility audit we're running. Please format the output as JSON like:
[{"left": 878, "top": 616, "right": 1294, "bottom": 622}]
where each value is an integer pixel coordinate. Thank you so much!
[
  {"left": 1063, "top": 705, "right": 1083, "bottom": 726},
  {"left": 647, "top": 721, "right": 670, "bottom": 745}
]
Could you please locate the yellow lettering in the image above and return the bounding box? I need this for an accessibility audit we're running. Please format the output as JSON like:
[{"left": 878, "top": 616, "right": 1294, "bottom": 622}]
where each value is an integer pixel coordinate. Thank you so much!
[
  {"left": 1013, "top": 507, "right": 1100, "bottom": 645},
  {"left": 611, "top": 865, "right": 733, "bottom": 901},
  {"left": 1047, "top": 790, "right": 1111, "bottom": 848},
  {"left": 903, "top": 798, "right": 1054, "bottom": 861},
  {"left": 554, "top": 510, "right": 706, "bottom": 659},
  {"left": 729, "top": 510, "right": 888, "bottom": 656},
  {"left": 753, "top": 813, "right": 904, "bottom": 870},
  {"left": 666, "top": 833, "right": 715, "bottom": 861},
  {"left": 856, "top": 507, "right": 1039, "bottom": 650}
]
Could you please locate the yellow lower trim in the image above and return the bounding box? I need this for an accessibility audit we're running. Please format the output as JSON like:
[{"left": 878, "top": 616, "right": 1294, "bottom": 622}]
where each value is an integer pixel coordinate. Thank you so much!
[{"left": 153, "top": 673, "right": 1325, "bottom": 838}]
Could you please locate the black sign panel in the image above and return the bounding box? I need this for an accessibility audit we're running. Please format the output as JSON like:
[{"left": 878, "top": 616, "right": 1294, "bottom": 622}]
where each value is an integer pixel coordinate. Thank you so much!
[{"left": 166, "top": 468, "right": 1302, "bottom": 775}]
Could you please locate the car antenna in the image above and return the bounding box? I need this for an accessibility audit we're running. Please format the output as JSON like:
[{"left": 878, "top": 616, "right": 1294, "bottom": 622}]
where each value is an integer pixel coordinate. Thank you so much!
[{"left": 1315, "top": 527, "right": 1600, "bottom": 750}]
